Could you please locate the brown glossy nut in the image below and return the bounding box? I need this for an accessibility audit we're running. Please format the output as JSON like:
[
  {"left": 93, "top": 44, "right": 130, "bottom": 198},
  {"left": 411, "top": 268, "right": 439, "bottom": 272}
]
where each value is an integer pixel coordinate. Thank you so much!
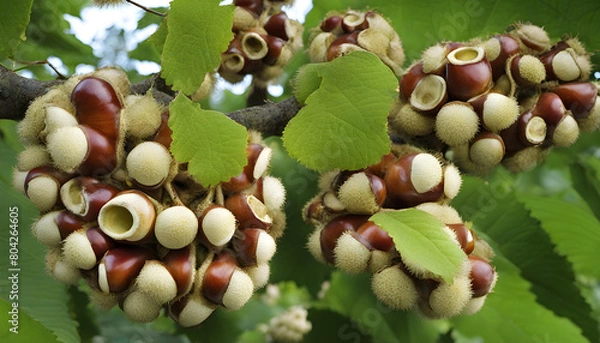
[
  {"left": 320, "top": 215, "right": 370, "bottom": 264},
  {"left": 510, "top": 109, "right": 548, "bottom": 149},
  {"left": 62, "top": 226, "right": 116, "bottom": 270},
  {"left": 321, "top": 15, "right": 343, "bottom": 33},
  {"left": 327, "top": 31, "right": 360, "bottom": 61},
  {"left": 60, "top": 176, "right": 119, "bottom": 221},
  {"left": 482, "top": 34, "right": 520, "bottom": 79},
  {"left": 71, "top": 76, "right": 122, "bottom": 143},
  {"left": 532, "top": 92, "right": 567, "bottom": 127},
  {"left": 337, "top": 172, "right": 386, "bottom": 214},
  {"left": 552, "top": 82, "right": 598, "bottom": 119},
  {"left": 469, "top": 255, "right": 496, "bottom": 297},
  {"left": 222, "top": 143, "right": 271, "bottom": 193},
  {"left": 384, "top": 153, "right": 444, "bottom": 208},
  {"left": 508, "top": 54, "right": 546, "bottom": 86},
  {"left": 201, "top": 251, "right": 253, "bottom": 310},
  {"left": 399, "top": 62, "right": 426, "bottom": 102},
  {"left": 445, "top": 46, "right": 493, "bottom": 101},
  {"left": 169, "top": 293, "right": 216, "bottom": 327},
  {"left": 365, "top": 151, "right": 397, "bottom": 179},
  {"left": 232, "top": 228, "right": 276, "bottom": 267},
  {"left": 31, "top": 210, "right": 86, "bottom": 246},
  {"left": 24, "top": 166, "right": 73, "bottom": 212},
  {"left": 264, "top": 12, "right": 288, "bottom": 40},
  {"left": 263, "top": 36, "right": 286, "bottom": 65},
  {"left": 46, "top": 125, "right": 117, "bottom": 176},
  {"left": 447, "top": 223, "right": 475, "bottom": 254},
  {"left": 164, "top": 245, "right": 196, "bottom": 297},
  {"left": 97, "top": 246, "right": 154, "bottom": 293},
  {"left": 225, "top": 193, "right": 271, "bottom": 230},
  {"left": 234, "top": 0, "right": 263, "bottom": 15},
  {"left": 539, "top": 42, "right": 581, "bottom": 82},
  {"left": 355, "top": 221, "right": 395, "bottom": 252},
  {"left": 153, "top": 110, "right": 173, "bottom": 148}
]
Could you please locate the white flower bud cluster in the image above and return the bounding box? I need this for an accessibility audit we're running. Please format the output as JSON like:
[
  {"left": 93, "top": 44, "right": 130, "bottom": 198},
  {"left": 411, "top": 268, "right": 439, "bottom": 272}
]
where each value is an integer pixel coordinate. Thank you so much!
[{"left": 262, "top": 306, "right": 312, "bottom": 342}]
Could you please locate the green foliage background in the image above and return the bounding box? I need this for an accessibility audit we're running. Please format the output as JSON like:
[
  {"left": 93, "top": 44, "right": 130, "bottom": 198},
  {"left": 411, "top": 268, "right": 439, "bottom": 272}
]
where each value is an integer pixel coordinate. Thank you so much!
[{"left": 1, "top": 0, "right": 600, "bottom": 342}]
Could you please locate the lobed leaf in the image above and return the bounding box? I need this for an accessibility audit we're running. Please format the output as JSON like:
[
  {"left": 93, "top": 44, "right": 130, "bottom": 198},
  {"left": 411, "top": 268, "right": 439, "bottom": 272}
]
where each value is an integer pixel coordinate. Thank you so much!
[
  {"left": 370, "top": 209, "right": 466, "bottom": 283},
  {"left": 168, "top": 94, "right": 248, "bottom": 186},
  {"left": 161, "top": 0, "right": 233, "bottom": 95},
  {"left": 283, "top": 51, "right": 396, "bottom": 172}
]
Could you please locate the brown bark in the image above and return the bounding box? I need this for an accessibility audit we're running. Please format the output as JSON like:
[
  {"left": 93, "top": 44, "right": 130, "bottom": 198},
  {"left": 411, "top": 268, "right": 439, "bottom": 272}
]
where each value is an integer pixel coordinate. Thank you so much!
[{"left": 0, "top": 65, "right": 301, "bottom": 136}]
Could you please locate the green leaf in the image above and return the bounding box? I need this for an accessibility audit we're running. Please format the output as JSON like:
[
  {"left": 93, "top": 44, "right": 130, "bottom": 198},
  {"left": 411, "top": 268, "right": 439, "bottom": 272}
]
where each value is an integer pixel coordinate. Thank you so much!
[
  {"left": 13, "top": 1, "right": 97, "bottom": 79},
  {"left": 452, "top": 176, "right": 599, "bottom": 342},
  {"left": 137, "top": 7, "right": 168, "bottom": 29},
  {"left": 452, "top": 255, "right": 588, "bottom": 343},
  {"left": 149, "top": 17, "right": 169, "bottom": 58},
  {"left": 168, "top": 94, "right": 247, "bottom": 186},
  {"left": 237, "top": 330, "right": 267, "bottom": 343},
  {"left": 0, "top": 124, "right": 80, "bottom": 343},
  {"left": 283, "top": 52, "right": 396, "bottom": 172},
  {"left": 67, "top": 286, "right": 100, "bottom": 342},
  {"left": 264, "top": 137, "right": 331, "bottom": 294},
  {"left": 316, "top": 271, "right": 444, "bottom": 343},
  {"left": 94, "top": 306, "right": 185, "bottom": 343},
  {"left": 518, "top": 193, "right": 600, "bottom": 280},
  {"left": 0, "top": 0, "right": 33, "bottom": 58},
  {"left": 304, "top": 308, "right": 372, "bottom": 342},
  {"left": 0, "top": 298, "right": 58, "bottom": 343},
  {"left": 570, "top": 161, "right": 600, "bottom": 220},
  {"left": 161, "top": 0, "right": 233, "bottom": 95},
  {"left": 370, "top": 209, "right": 466, "bottom": 283}
]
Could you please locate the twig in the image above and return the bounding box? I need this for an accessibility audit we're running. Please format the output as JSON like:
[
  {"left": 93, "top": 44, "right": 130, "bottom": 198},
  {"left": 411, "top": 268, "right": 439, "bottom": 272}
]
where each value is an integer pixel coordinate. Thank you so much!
[
  {"left": 0, "top": 65, "right": 301, "bottom": 136},
  {"left": 125, "top": 0, "right": 166, "bottom": 17},
  {"left": 14, "top": 60, "right": 67, "bottom": 79}
]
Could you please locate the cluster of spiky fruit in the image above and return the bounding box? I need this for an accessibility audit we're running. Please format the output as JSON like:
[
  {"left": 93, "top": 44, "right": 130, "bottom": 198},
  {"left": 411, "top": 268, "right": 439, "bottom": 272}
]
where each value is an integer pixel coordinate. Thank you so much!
[
  {"left": 219, "top": 0, "right": 303, "bottom": 87},
  {"left": 304, "top": 144, "right": 497, "bottom": 318},
  {"left": 12, "top": 68, "right": 287, "bottom": 326},
  {"left": 307, "top": 10, "right": 405, "bottom": 76},
  {"left": 389, "top": 22, "right": 599, "bottom": 175}
]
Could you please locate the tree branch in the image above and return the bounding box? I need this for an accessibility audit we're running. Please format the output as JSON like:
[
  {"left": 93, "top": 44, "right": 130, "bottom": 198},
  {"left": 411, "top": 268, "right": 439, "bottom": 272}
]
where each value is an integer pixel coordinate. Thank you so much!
[
  {"left": 0, "top": 65, "right": 301, "bottom": 136},
  {"left": 0, "top": 65, "right": 64, "bottom": 121}
]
